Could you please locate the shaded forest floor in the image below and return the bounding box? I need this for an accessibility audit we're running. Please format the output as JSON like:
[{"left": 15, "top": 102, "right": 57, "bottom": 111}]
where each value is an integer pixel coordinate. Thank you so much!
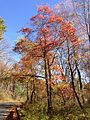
[
  {"left": 20, "top": 101, "right": 90, "bottom": 120},
  {"left": 0, "top": 97, "right": 90, "bottom": 120}
]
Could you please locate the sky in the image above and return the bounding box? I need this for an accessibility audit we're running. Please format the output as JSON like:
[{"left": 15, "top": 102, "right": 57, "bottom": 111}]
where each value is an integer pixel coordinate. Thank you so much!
[
  {"left": 0, "top": 0, "right": 61, "bottom": 61},
  {"left": 0, "top": 0, "right": 60, "bottom": 45}
]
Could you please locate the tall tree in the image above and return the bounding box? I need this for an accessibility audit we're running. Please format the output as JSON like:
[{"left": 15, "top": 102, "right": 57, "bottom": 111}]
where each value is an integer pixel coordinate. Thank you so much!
[{"left": 14, "top": 5, "right": 80, "bottom": 114}]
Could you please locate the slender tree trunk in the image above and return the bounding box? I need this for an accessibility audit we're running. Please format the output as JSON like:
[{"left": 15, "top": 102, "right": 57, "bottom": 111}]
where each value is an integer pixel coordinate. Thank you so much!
[
  {"left": 47, "top": 59, "right": 52, "bottom": 111},
  {"left": 75, "top": 62, "right": 85, "bottom": 104},
  {"left": 69, "top": 62, "right": 83, "bottom": 110},
  {"left": 26, "top": 82, "right": 29, "bottom": 101},
  {"left": 12, "top": 80, "right": 16, "bottom": 99},
  {"left": 30, "top": 80, "right": 35, "bottom": 103},
  {"left": 67, "top": 40, "right": 83, "bottom": 110},
  {"left": 43, "top": 36, "right": 52, "bottom": 114},
  {"left": 30, "top": 89, "right": 35, "bottom": 103},
  {"left": 44, "top": 57, "right": 51, "bottom": 114}
]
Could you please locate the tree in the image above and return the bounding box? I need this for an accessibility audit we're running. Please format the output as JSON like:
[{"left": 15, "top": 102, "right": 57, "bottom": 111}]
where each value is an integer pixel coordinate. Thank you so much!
[
  {"left": 0, "top": 17, "right": 6, "bottom": 40},
  {"left": 54, "top": 0, "right": 90, "bottom": 44},
  {"left": 54, "top": 0, "right": 90, "bottom": 105},
  {"left": 14, "top": 5, "right": 80, "bottom": 114},
  {"left": 71, "top": 0, "right": 90, "bottom": 44},
  {"left": 54, "top": 0, "right": 90, "bottom": 83}
]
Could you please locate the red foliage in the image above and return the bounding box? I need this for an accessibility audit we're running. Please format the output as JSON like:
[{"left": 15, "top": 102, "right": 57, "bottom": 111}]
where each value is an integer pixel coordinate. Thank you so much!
[
  {"left": 38, "top": 5, "right": 52, "bottom": 14},
  {"left": 57, "top": 84, "right": 74, "bottom": 99},
  {"left": 14, "top": 5, "right": 81, "bottom": 84},
  {"left": 21, "top": 28, "right": 32, "bottom": 34}
]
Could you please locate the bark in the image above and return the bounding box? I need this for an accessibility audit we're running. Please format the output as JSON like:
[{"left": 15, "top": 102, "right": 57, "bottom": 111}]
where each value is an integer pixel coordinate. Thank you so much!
[
  {"left": 43, "top": 35, "right": 52, "bottom": 114},
  {"left": 75, "top": 61, "right": 85, "bottom": 104},
  {"left": 30, "top": 80, "right": 35, "bottom": 103},
  {"left": 47, "top": 59, "right": 52, "bottom": 111},
  {"left": 26, "top": 82, "right": 29, "bottom": 101},
  {"left": 69, "top": 62, "right": 83, "bottom": 110},
  {"left": 44, "top": 57, "right": 51, "bottom": 114},
  {"left": 30, "top": 89, "right": 35, "bottom": 103},
  {"left": 11, "top": 80, "right": 16, "bottom": 99},
  {"left": 67, "top": 40, "right": 83, "bottom": 110}
]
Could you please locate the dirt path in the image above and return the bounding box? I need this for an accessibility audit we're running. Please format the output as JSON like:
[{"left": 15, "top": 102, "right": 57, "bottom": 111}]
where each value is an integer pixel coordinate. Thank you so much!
[{"left": 0, "top": 102, "right": 21, "bottom": 120}]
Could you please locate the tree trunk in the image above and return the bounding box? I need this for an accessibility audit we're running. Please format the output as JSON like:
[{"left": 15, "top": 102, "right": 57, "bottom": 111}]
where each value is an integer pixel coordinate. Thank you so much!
[
  {"left": 75, "top": 62, "right": 85, "bottom": 104},
  {"left": 30, "top": 80, "right": 35, "bottom": 103},
  {"left": 26, "top": 82, "right": 29, "bottom": 101},
  {"left": 47, "top": 59, "right": 52, "bottom": 111},
  {"left": 69, "top": 62, "right": 83, "bottom": 110},
  {"left": 67, "top": 40, "right": 83, "bottom": 110},
  {"left": 44, "top": 57, "right": 51, "bottom": 114},
  {"left": 11, "top": 80, "right": 16, "bottom": 99}
]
